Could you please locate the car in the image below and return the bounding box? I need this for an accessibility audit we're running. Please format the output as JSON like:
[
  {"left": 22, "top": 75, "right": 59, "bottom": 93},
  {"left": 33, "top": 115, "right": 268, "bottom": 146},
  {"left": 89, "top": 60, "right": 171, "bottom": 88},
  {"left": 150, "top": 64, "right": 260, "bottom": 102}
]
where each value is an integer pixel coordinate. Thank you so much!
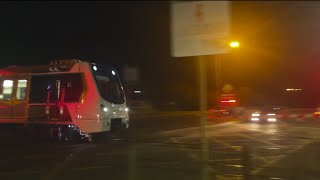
[{"left": 249, "top": 106, "right": 288, "bottom": 123}]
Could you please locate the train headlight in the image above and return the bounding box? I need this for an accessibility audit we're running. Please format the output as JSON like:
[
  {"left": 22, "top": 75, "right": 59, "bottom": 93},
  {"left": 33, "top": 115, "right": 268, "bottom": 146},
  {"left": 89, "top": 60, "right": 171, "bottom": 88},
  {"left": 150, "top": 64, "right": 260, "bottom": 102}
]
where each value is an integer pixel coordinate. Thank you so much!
[
  {"left": 101, "top": 105, "right": 109, "bottom": 113},
  {"left": 125, "top": 107, "right": 129, "bottom": 112},
  {"left": 103, "top": 107, "right": 108, "bottom": 112}
]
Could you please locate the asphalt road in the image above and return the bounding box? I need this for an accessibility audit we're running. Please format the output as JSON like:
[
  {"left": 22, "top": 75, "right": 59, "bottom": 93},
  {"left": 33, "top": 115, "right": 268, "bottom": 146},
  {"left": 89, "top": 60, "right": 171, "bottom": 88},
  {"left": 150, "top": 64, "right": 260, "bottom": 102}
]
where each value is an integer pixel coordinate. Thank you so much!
[{"left": 1, "top": 111, "right": 320, "bottom": 180}]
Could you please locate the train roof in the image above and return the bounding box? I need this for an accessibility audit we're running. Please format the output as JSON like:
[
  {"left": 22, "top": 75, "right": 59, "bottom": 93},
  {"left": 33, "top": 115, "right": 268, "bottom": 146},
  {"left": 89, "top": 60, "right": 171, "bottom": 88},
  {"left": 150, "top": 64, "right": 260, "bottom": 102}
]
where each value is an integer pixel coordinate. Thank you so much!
[
  {"left": 0, "top": 65, "right": 50, "bottom": 75},
  {"left": 0, "top": 59, "right": 84, "bottom": 75},
  {"left": 0, "top": 60, "right": 116, "bottom": 76}
]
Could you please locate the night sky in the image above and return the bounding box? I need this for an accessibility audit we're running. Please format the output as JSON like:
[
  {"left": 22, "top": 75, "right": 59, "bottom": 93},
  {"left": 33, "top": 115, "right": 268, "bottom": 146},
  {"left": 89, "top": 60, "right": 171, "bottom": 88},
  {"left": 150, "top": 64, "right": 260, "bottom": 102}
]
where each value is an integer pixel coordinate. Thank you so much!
[{"left": 1, "top": 1, "right": 320, "bottom": 109}]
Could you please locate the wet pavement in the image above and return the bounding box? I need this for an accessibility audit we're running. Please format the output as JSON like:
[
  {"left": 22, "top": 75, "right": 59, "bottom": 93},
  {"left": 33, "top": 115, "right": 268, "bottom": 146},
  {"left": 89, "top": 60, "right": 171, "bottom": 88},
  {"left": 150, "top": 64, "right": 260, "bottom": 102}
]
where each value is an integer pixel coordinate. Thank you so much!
[{"left": 0, "top": 112, "right": 320, "bottom": 180}]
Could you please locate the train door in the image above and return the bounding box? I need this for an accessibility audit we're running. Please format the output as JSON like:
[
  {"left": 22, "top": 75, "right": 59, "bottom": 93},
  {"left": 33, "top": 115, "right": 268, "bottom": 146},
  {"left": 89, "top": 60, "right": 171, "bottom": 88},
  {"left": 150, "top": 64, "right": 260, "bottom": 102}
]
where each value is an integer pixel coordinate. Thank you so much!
[
  {"left": 28, "top": 73, "right": 83, "bottom": 122},
  {"left": 12, "top": 79, "right": 29, "bottom": 120},
  {"left": 28, "top": 75, "right": 66, "bottom": 121}
]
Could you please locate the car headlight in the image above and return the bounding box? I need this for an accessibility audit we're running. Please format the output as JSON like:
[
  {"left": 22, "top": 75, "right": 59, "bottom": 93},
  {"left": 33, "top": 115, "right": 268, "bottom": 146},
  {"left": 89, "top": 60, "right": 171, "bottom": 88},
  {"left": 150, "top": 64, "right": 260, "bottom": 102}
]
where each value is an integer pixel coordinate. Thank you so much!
[
  {"left": 252, "top": 113, "right": 260, "bottom": 117},
  {"left": 267, "top": 118, "right": 277, "bottom": 122},
  {"left": 251, "top": 117, "right": 259, "bottom": 121},
  {"left": 267, "top": 113, "right": 276, "bottom": 116}
]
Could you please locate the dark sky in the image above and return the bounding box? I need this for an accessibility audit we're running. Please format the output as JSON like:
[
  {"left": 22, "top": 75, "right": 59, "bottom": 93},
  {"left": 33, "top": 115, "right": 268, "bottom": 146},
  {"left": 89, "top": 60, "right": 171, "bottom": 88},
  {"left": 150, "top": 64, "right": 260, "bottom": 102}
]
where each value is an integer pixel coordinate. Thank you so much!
[{"left": 1, "top": 1, "right": 320, "bottom": 108}]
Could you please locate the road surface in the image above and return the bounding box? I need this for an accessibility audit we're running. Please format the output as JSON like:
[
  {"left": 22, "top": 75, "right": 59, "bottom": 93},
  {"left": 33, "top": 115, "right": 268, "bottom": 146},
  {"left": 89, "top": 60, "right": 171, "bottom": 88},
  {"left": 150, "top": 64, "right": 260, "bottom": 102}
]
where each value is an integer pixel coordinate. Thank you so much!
[{"left": 0, "top": 111, "right": 320, "bottom": 180}]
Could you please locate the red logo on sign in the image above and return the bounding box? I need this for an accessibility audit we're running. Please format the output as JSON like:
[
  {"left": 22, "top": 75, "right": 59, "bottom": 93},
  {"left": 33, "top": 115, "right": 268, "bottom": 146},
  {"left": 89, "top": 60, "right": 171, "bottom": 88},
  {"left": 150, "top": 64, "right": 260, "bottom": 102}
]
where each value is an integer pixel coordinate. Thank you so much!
[{"left": 195, "top": 3, "right": 204, "bottom": 22}]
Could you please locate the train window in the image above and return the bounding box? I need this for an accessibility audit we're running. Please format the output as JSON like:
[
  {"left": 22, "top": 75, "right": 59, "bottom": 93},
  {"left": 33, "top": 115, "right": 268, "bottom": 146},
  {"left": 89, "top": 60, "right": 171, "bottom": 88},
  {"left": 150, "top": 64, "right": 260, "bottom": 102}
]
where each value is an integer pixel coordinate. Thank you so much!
[
  {"left": 0, "top": 80, "right": 13, "bottom": 100},
  {"left": 91, "top": 64, "right": 125, "bottom": 104},
  {"left": 16, "top": 79, "right": 27, "bottom": 100}
]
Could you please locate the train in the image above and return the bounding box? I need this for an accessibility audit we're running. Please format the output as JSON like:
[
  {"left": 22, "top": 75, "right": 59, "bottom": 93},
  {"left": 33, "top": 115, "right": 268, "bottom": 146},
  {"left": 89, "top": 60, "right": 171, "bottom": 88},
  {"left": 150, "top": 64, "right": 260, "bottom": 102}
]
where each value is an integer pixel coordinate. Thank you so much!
[{"left": 0, "top": 59, "right": 129, "bottom": 142}]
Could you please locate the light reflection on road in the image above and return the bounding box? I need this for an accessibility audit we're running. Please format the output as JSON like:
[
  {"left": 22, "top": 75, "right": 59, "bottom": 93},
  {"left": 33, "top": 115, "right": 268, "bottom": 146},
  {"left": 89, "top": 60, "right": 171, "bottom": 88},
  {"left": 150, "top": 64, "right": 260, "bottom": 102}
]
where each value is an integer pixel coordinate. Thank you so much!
[{"left": 248, "top": 123, "right": 279, "bottom": 134}]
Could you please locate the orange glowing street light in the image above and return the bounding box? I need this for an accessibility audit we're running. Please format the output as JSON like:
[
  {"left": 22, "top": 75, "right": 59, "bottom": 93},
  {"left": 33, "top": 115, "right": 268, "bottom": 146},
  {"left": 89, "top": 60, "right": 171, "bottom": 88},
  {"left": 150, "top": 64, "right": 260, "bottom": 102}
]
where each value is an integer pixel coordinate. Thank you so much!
[{"left": 229, "top": 40, "right": 240, "bottom": 48}]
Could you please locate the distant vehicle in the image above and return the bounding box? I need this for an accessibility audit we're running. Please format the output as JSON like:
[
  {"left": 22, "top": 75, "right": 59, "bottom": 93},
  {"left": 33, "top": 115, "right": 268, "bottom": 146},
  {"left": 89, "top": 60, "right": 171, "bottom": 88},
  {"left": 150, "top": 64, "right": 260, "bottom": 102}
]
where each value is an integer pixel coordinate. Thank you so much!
[
  {"left": 249, "top": 106, "right": 288, "bottom": 123},
  {"left": 0, "top": 59, "right": 129, "bottom": 142},
  {"left": 219, "top": 93, "right": 238, "bottom": 116},
  {"left": 208, "top": 106, "right": 230, "bottom": 118},
  {"left": 314, "top": 105, "right": 320, "bottom": 118}
]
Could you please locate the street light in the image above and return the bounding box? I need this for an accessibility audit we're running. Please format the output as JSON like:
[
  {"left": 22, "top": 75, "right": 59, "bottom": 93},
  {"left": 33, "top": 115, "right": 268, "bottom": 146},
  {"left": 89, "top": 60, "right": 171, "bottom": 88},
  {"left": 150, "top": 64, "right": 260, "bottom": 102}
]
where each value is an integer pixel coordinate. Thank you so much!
[
  {"left": 229, "top": 40, "right": 240, "bottom": 48},
  {"left": 215, "top": 40, "right": 240, "bottom": 107}
]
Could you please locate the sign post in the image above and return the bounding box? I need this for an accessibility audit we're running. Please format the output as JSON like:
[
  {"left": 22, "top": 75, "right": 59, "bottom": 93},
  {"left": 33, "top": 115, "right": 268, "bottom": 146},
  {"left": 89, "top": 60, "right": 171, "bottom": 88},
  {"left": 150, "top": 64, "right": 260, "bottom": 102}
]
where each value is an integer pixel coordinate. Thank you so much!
[
  {"left": 198, "top": 55, "right": 210, "bottom": 179},
  {"left": 171, "top": 1, "right": 230, "bottom": 179}
]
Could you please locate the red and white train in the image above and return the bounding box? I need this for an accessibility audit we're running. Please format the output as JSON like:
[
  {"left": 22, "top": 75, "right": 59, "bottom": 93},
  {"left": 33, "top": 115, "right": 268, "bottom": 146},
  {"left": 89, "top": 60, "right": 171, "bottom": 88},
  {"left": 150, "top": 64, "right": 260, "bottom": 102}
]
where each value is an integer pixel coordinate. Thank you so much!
[{"left": 0, "top": 59, "right": 129, "bottom": 142}]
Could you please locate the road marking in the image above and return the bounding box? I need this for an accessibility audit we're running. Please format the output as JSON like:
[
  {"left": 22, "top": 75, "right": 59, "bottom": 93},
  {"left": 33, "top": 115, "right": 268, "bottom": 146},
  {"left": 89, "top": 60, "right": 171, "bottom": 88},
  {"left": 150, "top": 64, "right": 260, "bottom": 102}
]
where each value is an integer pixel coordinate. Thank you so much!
[
  {"left": 231, "top": 124, "right": 320, "bottom": 175},
  {"left": 208, "top": 158, "right": 241, "bottom": 162},
  {"left": 252, "top": 124, "right": 319, "bottom": 175},
  {"left": 0, "top": 170, "right": 41, "bottom": 175},
  {"left": 237, "top": 133, "right": 283, "bottom": 148},
  {"left": 166, "top": 121, "right": 320, "bottom": 177},
  {"left": 168, "top": 125, "right": 248, "bottom": 178},
  {"left": 251, "top": 141, "right": 315, "bottom": 175},
  {"left": 160, "top": 121, "right": 238, "bottom": 136},
  {"left": 71, "top": 165, "right": 112, "bottom": 171},
  {"left": 174, "top": 123, "right": 244, "bottom": 140}
]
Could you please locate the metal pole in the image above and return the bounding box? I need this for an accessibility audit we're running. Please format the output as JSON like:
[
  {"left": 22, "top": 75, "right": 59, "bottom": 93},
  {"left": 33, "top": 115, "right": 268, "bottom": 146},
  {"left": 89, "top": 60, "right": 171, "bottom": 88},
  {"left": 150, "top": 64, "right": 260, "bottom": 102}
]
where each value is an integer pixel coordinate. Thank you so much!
[{"left": 198, "top": 56, "right": 210, "bottom": 180}]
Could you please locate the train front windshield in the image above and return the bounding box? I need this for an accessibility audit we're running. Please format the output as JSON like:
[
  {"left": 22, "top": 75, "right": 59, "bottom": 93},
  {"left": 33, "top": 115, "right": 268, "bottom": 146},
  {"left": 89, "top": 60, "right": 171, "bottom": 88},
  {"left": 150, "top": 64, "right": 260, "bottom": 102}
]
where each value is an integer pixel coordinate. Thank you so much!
[{"left": 91, "top": 64, "right": 125, "bottom": 104}]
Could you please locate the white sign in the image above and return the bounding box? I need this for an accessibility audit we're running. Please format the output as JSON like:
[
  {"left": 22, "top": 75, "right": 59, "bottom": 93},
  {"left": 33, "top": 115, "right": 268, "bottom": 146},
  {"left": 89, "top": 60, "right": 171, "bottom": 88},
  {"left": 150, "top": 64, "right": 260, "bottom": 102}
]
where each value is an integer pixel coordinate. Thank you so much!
[{"left": 171, "top": 1, "right": 230, "bottom": 57}]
